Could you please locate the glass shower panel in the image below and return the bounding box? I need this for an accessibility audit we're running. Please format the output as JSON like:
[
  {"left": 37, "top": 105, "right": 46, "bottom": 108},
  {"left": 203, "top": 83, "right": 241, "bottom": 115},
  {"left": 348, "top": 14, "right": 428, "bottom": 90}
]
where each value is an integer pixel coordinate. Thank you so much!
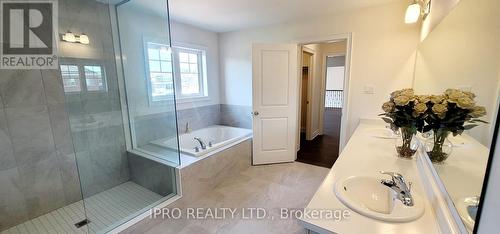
[
  {"left": 115, "top": 0, "right": 181, "bottom": 166},
  {"left": 58, "top": 0, "right": 178, "bottom": 233}
]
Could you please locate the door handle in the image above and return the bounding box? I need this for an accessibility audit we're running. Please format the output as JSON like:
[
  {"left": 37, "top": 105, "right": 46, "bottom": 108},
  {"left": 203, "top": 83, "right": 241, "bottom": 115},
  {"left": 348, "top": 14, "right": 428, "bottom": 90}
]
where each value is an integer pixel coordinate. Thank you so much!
[{"left": 252, "top": 111, "right": 259, "bottom": 116}]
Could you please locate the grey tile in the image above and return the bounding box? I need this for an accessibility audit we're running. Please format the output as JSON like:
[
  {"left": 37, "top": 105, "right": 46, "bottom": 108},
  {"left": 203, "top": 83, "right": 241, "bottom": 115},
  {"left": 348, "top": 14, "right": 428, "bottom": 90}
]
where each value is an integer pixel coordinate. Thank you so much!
[
  {"left": 48, "top": 103, "right": 75, "bottom": 155},
  {"left": 5, "top": 105, "right": 57, "bottom": 166},
  {"left": 176, "top": 104, "right": 221, "bottom": 132},
  {"left": 128, "top": 152, "right": 176, "bottom": 196},
  {"left": 0, "top": 70, "right": 46, "bottom": 108},
  {"left": 0, "top": 167, "right": 28, "bottom": 230},
  {"left": 220, "top": 104, "right": 253, "bottom": 129},
  {"left": 17, "top": 154, "right": 66, "bottom": 219},
  {"left": 0, "top": 109, "right": 16, "bottom": 171},
  {"left": 56, "top": 151, "right": 83, "bottom": 204},
  {"left": 41, "top": 69, "right": 65, "bottom": 104}
]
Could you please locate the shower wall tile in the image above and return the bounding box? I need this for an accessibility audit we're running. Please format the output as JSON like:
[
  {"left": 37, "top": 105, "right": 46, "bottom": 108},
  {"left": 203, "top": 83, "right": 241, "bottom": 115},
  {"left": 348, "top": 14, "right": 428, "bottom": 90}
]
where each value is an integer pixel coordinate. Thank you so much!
[
  {"left": 220, "top": 104, "right": 253, "bottom": 129},
  {"left": 87, "top": 144, "right": 129, "bottom": 197},
  {"left": 176, "top": 104, "right": 221, "bottom": 133},
  {"left": 41, "top": 70, "right": 65, "bottom": 104},
  {"left": 57, "top": 151, "right": 83, "bottom": 204},
  {"left": 17, "top": 153, "right": 66, "bottom": 219},
  {"left": 0, "top": 168, "right": 28, "bottom": 230},
  {"left": 0, "top": 70, "right": 46, "bottom": 108},
  {"left": 5, "top": 106, "right": 56, "bottom": 167},
  {"left": 127, "top": 152, "right": 176, "bottom": 197},
  {"left": 0, "top": 109, "right": 15, "bottom": 171},
  {"left": 48, "top": 104, "right": 74, "bottom": 155}
]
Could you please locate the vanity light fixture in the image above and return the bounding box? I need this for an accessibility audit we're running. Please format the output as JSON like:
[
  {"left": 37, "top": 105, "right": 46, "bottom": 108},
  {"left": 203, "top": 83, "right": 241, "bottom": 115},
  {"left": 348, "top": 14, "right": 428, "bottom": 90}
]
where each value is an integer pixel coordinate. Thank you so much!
[
  {"left": 405, "top": 0, "right": 431, "bottom": 24},
  {"left": 61, "top": 31, "right": 90, "bottom": 45}
]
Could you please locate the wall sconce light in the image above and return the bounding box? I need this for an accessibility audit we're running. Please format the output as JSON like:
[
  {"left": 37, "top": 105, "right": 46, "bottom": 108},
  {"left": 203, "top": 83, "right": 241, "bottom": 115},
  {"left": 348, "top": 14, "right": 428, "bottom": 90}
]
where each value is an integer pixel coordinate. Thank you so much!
[
  {"left": 61, "top": 31, "right": 90, "bottom": 45},
  {"left": 405, "top": 0, "right": 431, "bottom": 24}
]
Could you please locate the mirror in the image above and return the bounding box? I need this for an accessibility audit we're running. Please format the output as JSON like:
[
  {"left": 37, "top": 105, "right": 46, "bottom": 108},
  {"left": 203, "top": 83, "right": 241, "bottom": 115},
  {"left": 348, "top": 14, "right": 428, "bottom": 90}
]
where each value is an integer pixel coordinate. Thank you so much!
[{"left": 413, "top": 0, "right": 500, "bottom": 231}]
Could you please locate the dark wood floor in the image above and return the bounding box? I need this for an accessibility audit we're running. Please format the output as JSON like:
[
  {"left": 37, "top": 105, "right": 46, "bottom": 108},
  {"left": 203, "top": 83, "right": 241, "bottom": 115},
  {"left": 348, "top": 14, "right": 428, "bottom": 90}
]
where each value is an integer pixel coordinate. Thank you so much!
[{"left": 296, "top": 108, "right": 341, "bottom": 168}]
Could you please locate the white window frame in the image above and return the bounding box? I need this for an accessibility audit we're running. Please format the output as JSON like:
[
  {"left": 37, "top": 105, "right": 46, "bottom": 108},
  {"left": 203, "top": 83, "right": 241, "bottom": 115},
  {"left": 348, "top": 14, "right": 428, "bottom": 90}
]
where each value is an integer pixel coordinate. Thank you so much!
[
  {"left": 143, "top": 37, "right": 175, "bottom": 105},
  {"left": 143, "top": 37, "right": 209, "bottom": 106},
  {"left": 172, "top": 45, "right": 208, "bottom": 100}
]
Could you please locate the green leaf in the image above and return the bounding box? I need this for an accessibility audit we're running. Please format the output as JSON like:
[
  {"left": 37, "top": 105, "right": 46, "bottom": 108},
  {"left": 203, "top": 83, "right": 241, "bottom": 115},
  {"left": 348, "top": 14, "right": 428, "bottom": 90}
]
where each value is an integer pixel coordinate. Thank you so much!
[
  {"left": 463, "top": 124, "right": 478, "bottom": 130},
  {"left": 381, "top": 117, "right": 393, "bottom": 124}
]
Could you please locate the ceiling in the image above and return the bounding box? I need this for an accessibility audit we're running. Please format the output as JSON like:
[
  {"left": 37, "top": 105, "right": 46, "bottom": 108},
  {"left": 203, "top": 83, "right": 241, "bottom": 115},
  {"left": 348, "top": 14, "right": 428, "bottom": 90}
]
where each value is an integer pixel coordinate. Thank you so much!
[{"left": 168, "top": 0, "right": 403, "bottom": 32}]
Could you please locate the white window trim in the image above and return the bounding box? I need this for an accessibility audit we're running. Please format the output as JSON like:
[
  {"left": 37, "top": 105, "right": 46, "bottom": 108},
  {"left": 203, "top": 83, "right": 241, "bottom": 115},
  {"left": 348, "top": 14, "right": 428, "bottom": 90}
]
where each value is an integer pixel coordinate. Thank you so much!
[
  {"left": 143, "top": 39, "right": 210, "bottom": 106},
  {"left": 172, "top": 42, "right": 210, "bottom": 103},
  {"left": 143, "top": 36, "right": 175, "bottom": 106}
]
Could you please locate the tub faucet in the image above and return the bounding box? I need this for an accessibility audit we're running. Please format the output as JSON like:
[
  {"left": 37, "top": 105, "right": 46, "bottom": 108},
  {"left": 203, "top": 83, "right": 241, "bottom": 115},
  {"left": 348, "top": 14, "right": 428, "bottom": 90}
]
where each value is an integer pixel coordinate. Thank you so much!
[
  {"left": 194, "top": 137, "right": 207, "bottom": 150},
  {"left": 380, "top": 171, "right": 414, "bottom": 206}
]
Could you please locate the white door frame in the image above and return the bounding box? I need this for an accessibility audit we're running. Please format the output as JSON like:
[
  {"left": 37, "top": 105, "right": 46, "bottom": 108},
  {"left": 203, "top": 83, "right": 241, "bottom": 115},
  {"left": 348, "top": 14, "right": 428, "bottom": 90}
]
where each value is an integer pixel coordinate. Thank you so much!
[
  {"left": 292, "top": 33, "right": 353, "bottom": 153},
  {"left": 319, "top": 52, "right": 346, "bottom": 136},
  {"left": 301, "top": 47, "right": 315, "bottom": 141}
]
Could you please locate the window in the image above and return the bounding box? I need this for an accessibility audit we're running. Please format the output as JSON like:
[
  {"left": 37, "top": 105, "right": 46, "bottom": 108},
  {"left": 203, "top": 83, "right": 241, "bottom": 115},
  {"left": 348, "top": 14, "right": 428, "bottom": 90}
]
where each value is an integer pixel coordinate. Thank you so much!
[
  {"left": 144, "top": 41, "right": 207, "bottom": 104},
  {"left": 60, "top": 65, "right": 81, "bottom": 93},
  {"left": 146, "top": 42, "right": 174, "bottom": 102},
  {"left": 84, "top": 65, "right": 105, "bottom": 92},
  {"left": 177, "top": 48, "right": 202, "bottom": 96},
  {"left": 59, "top": 63, "right": 107, "bottom": 93}
]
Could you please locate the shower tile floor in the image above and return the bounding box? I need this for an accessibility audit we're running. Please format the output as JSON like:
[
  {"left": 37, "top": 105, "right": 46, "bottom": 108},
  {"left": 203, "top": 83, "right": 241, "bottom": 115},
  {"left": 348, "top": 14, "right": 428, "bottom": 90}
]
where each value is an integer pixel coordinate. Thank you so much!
[{"left": 1, "top": 182, "right": 163, "bottom": 234}]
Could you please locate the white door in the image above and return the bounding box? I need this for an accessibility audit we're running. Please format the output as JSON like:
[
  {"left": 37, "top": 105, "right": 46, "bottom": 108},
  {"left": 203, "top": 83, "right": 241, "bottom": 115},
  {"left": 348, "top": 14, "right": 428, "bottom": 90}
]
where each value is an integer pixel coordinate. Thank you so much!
[{"left": 252, "top": 43, "right": 299, "bottom": 165}]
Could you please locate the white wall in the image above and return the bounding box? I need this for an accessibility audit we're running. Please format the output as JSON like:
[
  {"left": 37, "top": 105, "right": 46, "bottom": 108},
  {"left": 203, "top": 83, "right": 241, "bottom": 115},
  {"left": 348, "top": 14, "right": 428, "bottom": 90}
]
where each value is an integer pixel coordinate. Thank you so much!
[
  {"left": 171, "top": 21, "right": 221, "bottom": 110},
  {"left": 413, "top": 0, "right": 500, "bottom": 146},
  {"left": 420, "top": 0, "right": 460, "bottom": 41},
  {"left": 219, "top": 1, "right": 420, "bottom": 138}
]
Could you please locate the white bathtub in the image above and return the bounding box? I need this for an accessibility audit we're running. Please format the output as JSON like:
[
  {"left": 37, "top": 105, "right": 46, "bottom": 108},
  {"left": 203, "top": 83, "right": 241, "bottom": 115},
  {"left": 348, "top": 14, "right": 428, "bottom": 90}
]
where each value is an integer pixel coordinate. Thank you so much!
[{"left": 151, "top": 125, "right": 252, "bottom": 157}]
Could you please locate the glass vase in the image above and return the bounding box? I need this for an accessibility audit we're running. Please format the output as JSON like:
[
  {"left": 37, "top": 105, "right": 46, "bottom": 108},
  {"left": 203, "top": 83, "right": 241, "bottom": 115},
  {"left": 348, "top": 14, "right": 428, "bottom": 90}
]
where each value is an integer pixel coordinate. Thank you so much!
[
  {"left": 425, "top": 129, "right": 453, "bottom": 163},
  {"left": 395, "top": 127, "right": 419, "bottom": 159}
]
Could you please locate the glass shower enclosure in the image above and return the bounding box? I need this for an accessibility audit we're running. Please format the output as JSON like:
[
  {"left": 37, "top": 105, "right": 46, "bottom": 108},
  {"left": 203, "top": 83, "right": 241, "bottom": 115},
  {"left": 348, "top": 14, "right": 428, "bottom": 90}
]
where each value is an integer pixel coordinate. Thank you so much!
[{"left": 0, "top": 0, "right": 180, "bottom": 233}]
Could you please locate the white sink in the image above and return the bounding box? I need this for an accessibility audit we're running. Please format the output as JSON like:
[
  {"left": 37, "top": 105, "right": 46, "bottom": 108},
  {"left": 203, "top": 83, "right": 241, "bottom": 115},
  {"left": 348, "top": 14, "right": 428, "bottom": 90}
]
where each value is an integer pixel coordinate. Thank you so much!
[
  {"left": 456, "top": 196, "right": 478, "bottom": 231},
  {"left": 334, "top": 176, "right": 425, "bottom": 222}
]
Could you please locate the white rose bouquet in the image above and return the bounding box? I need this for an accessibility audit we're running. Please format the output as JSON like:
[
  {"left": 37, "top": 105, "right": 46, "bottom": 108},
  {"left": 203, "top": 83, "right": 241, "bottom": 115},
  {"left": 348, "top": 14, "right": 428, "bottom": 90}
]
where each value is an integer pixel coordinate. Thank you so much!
[
  {"left": 380, "top": 88, "right": 426, "bottom": 158},
  {"left": 423, "top": 89, "right": 487, "bottom": 162}
]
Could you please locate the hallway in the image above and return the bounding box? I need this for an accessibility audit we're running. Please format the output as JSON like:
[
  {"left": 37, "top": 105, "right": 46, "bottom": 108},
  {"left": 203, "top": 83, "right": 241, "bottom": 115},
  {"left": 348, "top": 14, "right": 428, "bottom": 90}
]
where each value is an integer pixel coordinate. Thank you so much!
[{"left": 296, "top": 108, "right": 342, "bottom": 168}]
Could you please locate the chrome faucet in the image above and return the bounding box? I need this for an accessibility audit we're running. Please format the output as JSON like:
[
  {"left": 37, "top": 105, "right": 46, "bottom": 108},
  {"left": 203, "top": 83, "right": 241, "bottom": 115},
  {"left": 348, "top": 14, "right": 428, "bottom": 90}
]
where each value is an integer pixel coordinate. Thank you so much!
[
  {"left": 194, "top": 137, "right": 207, "bottom": 150},
  {"left": 380, "top": 171, "right": 414, "bottom": 206}
]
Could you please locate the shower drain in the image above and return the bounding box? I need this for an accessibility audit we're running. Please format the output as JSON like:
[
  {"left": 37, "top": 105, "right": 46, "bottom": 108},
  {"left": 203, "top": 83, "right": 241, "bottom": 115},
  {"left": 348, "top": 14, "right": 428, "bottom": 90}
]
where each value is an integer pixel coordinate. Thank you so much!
[{"left": 75, "top": 219, "right": 90, "bottom": 228}]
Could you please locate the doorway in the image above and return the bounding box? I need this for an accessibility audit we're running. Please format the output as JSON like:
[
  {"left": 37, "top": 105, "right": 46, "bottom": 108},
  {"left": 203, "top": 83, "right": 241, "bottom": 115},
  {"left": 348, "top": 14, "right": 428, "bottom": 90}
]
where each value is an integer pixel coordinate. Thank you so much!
[{"left": 296, "top": 40, "right": 348, "bottom": 168}]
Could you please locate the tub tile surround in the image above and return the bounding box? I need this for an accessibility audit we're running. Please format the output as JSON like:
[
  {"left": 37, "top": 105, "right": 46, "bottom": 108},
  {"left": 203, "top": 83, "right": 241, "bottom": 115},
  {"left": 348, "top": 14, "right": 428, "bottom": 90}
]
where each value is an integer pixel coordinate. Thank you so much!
[
  {"left": 220, "top": 104, "right": 252, "bottom": 129},
  {"left": 179, "top": 139, "right": 252, "bottom": 204}
]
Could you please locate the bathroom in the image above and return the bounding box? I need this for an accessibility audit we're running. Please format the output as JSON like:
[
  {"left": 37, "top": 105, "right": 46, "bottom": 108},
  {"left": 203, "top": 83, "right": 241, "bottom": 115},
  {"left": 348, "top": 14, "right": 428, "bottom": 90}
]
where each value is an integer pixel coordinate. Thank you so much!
[{"left": 0, "top": 0, "right": 499, "bottom": 233}]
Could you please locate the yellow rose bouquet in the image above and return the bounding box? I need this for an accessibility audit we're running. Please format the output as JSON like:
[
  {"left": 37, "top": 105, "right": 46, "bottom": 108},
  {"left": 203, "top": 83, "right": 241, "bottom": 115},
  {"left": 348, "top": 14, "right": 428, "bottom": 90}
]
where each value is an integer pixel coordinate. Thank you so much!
[
  {"left": 380, "top": 88, "right": 426, "bottom": 158},
  {"left": 423, "top": 89, "right": 487, "bottom": 163}
]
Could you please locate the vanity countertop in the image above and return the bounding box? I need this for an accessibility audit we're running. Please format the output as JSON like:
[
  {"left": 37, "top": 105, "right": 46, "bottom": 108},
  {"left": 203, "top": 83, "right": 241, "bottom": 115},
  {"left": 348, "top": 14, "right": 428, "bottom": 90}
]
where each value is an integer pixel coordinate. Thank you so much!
[{"left": 298, "top": 122, "right": 441, "bottom": 233}]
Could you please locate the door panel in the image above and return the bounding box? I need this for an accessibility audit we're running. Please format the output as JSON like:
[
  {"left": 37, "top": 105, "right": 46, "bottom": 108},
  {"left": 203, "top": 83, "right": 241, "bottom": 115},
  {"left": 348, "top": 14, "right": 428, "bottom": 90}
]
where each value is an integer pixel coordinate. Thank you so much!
[{"left": 252, "top": 44, "right": 299, "bottom": 165}]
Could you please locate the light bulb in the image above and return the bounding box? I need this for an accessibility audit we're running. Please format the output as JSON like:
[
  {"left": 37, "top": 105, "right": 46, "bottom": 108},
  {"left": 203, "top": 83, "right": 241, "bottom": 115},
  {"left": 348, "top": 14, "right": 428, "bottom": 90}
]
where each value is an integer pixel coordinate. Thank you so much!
[
  {"left": 63, "top": 32, "right": 76, "bottom": 43},
  {"left": 405, "top": 3, "right": 421, "bottom": 24},
  {"left": 79, "top": 34, "right": 90, "bottom": 44}
]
